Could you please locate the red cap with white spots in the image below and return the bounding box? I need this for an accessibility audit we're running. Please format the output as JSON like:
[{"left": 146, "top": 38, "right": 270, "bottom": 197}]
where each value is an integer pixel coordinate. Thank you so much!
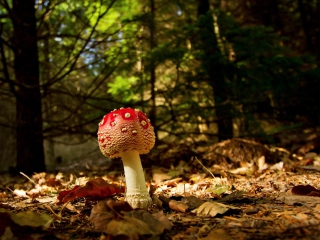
[{"left": 97, "top": 108, "right": 155, "bottom": 158}]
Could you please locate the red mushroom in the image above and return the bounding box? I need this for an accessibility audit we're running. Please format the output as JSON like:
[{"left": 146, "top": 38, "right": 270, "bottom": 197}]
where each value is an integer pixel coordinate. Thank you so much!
[{"left": 97, "top": 108, "right": 155, "bottom": 209}]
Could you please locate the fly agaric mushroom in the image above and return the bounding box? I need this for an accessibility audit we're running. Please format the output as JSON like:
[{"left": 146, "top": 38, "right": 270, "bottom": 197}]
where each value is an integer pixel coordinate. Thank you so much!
[{"left": 97, "top": 108, "right": 155, "bottom": 209}]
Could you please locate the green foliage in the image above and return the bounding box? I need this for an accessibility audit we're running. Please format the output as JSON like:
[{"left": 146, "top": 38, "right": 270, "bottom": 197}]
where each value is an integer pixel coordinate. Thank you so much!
[{"left": 107, "top": 75, "right": 139, "bottom": 102}]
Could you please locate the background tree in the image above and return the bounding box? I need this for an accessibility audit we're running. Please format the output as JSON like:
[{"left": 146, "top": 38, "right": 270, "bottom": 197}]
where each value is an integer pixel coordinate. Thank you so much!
[
  {"left": 1, "top": 0, "right": 320, "bottom": 172},
  {"left": 11, "top": 0, "right": 45, "bottom": 173}
]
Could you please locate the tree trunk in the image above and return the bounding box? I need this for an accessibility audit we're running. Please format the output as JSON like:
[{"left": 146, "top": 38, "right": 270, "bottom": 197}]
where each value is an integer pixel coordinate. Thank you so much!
[
  {"left": 297, "top": 0, "right": 313, "bottom": 53},
  {"left": 148, "top": 0, "right": 157, "bottom": 138},
  {"left": 12, "top": 0, "right": 46, "bottom": 173},
  {"left": 197, "top": 0, "right": 233, "bottom": 141}
]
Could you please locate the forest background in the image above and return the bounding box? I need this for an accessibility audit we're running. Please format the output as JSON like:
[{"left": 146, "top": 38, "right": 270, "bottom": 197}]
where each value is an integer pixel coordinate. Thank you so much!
[{"left": 0, "top": 0, "right": 319, "bottom": 174}]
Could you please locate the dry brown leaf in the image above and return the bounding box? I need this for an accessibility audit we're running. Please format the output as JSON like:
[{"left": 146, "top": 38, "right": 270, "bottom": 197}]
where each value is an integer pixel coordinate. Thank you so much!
[
  {"left": 197, "top": 223, "right": 211, "bottom": 237},
  {"left": 90, "top": 200, "right": 132, "bottom": 231},
  {"left": 296, "top": 212, "right": 308, "bottom": 221},
  {"left": 291, "top": 184, "right": 320, "bottom": 197},
  {"left": 103, "top": 212, "right": 171, "bottom": 239},
  {"left": 221, "top": 190, "right": 244, "bottom": 202},
  {"left": 276, "top": 193, "right": 320, "bottom": 206},
  {"left": 171, "top": 233, "right": 186, "bottom": 240},
  {"left": 182, "top": 196, "right": 204, "bottom": 210},
  {"left": 158, "top": 195, "right": 189, "bottom": 212},
  {"left": 105, "top": 217, "right": 151, "bottom": 240},
  {"left": 162, "top": 177, "right": 183, "bottom": 187},
  {"left": 152, "top": 168, "right": 172, "bottom": 184},
  {"left": 192, "top": 202, "right": 239, "bottom": 217},
  {"left": 228, "top": 164, "right": 257, "bottom": 176},
  {"left": 152, "top": 211, "right": 173, "bottom": 230},
  {"left": 90, "top": 200, "right": 171, "bottom": 239},
  {"left": 201, "top": 228, "right": 231, "bottom": 240},
  {"left": 125, "top": 210, "right": 172, "bottom": 234},
  {"left": 168, "top": 200, "right": 189, "bottom": 213},
  {"left": 315, "top": 204, "right": 320, "bottom": 212}
]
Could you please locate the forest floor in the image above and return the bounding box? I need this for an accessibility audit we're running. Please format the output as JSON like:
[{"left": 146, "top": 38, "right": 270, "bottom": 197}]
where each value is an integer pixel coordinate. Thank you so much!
[{"left": 1, "top": 137, "right": 320, "bottom": 240}]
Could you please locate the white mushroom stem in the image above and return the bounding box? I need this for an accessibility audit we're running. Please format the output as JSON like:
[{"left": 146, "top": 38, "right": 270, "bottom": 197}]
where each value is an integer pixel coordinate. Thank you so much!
[{"left": 120, "top": 150, "right": 152, "bottom": 209}]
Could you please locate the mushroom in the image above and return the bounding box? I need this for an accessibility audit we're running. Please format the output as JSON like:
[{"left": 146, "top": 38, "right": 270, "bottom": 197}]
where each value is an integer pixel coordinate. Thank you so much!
[{"left": 97, "top": 108, "right": 155, "bottom": 209}]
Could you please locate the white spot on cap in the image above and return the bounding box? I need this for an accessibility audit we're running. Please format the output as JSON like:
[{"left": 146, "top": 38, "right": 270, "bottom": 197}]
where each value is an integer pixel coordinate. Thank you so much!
[
  {"left": 125, "top": 113, "right": 131, "bottom": 118},
  {"left": 111, "top": 121, "right": 116, "bottom": 126},
  {"left": 141, "top": 120, "right": 146, "bottom": 126},
  {"left": 121, "top": 127, "right": 127, "bottom": 132}
]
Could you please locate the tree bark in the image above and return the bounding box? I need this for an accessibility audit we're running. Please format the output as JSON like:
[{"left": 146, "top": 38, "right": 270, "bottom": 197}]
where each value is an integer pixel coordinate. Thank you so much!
[
  {"left": 148, "top": 0, "right": 157, "bottom": 138},
  {"left": 197, "top": 0, "right": 233, "bottom": 140},
  {"left": 12, "top": 0, "right": 46, "bottom": 173},
  {"left": 298, "top": 0, "right": 313, "bottom": 53}
]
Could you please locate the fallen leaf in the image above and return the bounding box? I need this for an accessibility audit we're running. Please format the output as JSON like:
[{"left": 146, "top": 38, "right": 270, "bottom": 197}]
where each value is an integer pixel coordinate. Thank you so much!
[
  {"left": 181, "top": 196, "right": 204, "bottom": 210},
  {"left": 296, "top": 212, "right": 308, "bottom": 221},
  {"left": 270, "top": 161, "right": 284, "bottom": 171},
  {"left": 257, "top": 156, "right": 268, "bottom": 171},
  {"left": 315, "top": 204, "right": 320, "bottom": 212},
  {"left": 152, "top": 211, "right": 173, "bottom": 230},
  {"left": 159, "top": 195, "right": 189, "bottom": 212},
  {"left": 90, "top": 200, "right": 171, "bottom": 239},
  {"left": 201, "top": 228, "right": 231, "bottom": 240},
  {"left": 57, "top": 177, "right": 124, "bottom": 203},
  {"left": 13, "top": 189, "right": 29, "bottom": 198},
  {"left": 168, "top": 200, "right": 189, "bottom": 213},
  {"left": 90, "top": 200, "right": 132, "bottom": 231},
  {"left": 105, "top": 216, "right": 151, "bottom": 240},
  {"left": 291, "top": 185, "right": 320, "bottom": 197},
  {"left": 192, "top": 202, "right": 239, "bottom": 217},
  {"left": 197, "top": 223, "right": 211, "bottom": 237},
  {"left": 0, "top": 192, "right": 9, "bottom": 201},
  {"left": 228, "top": 162, "right": 258, "bottom": 176},
  {"left": 57, "top": 186, "right": 80, "bottom": 203},
  {"left": 205, "top": 184, "right": 230, "bottom": 195},
  {"left": 11, "top": 211, "right": 53, "bottom": 229},
  {"left": 125, "top": 210, "right": 172, "bottom": 235},
  {"left": 46, "top": 178, "right": 61, "bottom": 187},
  {"left": 276, "top": 192, "right": 320, "bottom": 206},
  {"left": 300, "top": 165, "right": 320, "bottom": 171},
  {"left": 0, "top": 209, "right": 53, "bottom": 237},
  {"left": 152, "top": 169, "right": 172, "bottom": 184},
  {"left": 220, "top": 190, "right": 244, "bottom": 202}
]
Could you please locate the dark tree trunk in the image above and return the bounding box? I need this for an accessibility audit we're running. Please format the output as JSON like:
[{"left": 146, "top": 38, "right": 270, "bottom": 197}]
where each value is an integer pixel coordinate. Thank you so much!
[
  {"left": 12, "top": 0, "right": 46, "bottom": 173},
  {"left": 197, "top": 0, "right": 233, "bottom": 141},
  {"left": 148, "top": 0, "right": 158, "bottom": 138},
  {"left": 298, "top": 0, "right": 313, "bottom": 53},
  {"left": 297, "top": 0, "right": 320, "bottom": 60}
]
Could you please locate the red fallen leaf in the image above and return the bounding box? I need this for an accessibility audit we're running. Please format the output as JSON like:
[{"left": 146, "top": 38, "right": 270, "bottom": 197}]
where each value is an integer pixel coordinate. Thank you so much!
[
  {"left": 291, "top": 184, "right": 320, "bottom": 197},
  {"left": 46, "top": 178, "right": 61, "bottom": 187},
  {"left": 57, "top": 185, "right": 80, "bottom": 203},
  {"left": 57, "top": 178, "right": 124, "bottom": 204}
]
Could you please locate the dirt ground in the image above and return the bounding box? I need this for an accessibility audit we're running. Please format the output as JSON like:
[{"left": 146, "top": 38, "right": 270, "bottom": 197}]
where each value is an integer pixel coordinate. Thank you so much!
[{"left": 1, "top": 138, "right": 320, "bottom": 240}]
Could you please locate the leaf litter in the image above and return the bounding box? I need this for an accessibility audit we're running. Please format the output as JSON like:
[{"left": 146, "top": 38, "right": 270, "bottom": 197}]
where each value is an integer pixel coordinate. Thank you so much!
[{"left": 1, "top": 138, "right": 320, "bottom": 239}]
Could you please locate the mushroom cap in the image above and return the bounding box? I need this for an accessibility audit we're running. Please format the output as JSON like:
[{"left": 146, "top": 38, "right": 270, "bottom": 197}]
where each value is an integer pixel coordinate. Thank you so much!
[{"left": 97, "top": 108, "right": 156, "bottom": 158}]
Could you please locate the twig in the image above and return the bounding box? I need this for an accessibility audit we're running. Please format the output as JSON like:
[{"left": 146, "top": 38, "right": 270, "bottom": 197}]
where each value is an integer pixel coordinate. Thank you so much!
[
  {"left": 20, "top": 172, "right": 37, "bottom": 185},
  {"left": 194, "top": 157, "right": 215, "bottom": 178},
  {"left": 46, "top": 201, "right": 70, "bottom": 221}
]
